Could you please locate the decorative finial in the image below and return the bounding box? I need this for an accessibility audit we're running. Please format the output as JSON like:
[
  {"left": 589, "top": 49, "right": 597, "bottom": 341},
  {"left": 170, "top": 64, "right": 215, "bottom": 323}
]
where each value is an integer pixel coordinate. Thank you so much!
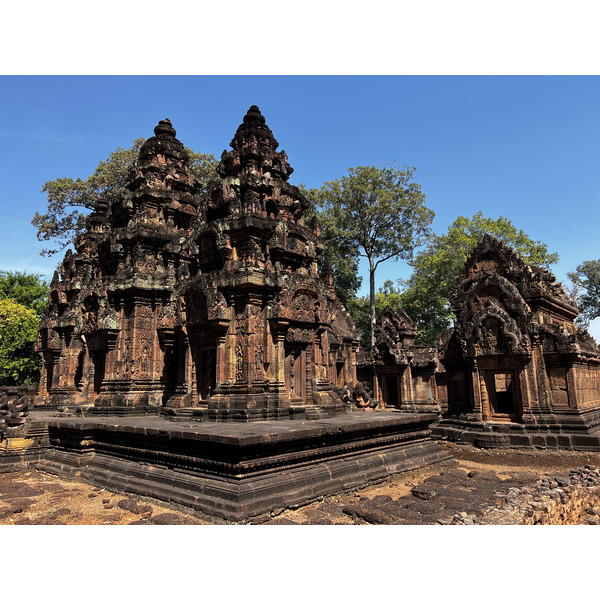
[
  {"left": 243, "top": 105, "right": 266, "bottom": 124},
  {"left": 154, "top": 118, "right": 176, "bottom": 138}
]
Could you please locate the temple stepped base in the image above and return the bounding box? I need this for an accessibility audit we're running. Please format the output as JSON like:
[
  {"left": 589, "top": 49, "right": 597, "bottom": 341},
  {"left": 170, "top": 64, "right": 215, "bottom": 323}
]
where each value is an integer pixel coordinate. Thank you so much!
[
  {"left": 432, "top": 412, "right": 600, "bottom": 452},
  {"left": 7, "top": 412, "right": 451, "bottom": 520}
]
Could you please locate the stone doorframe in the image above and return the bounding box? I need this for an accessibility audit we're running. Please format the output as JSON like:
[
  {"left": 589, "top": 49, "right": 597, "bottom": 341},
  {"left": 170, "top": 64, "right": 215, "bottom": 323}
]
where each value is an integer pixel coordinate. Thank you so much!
[{"left": 478, "top": 367, "right": 523, "bottom": 423}]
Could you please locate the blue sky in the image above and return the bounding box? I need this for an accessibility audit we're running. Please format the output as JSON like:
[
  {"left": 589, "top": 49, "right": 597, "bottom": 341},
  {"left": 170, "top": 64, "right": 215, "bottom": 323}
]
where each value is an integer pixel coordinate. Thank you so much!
[{"left": 1, "top": 75, "right": 599, "bottom": 337}]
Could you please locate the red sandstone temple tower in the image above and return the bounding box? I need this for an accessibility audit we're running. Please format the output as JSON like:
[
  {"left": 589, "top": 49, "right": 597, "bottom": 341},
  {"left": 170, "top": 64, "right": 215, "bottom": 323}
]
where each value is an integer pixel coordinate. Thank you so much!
[
  {"left": 37, "top": 118, "right": 201, "bottom": 411},
  {"left": 36, "top": 107, "right": 359, "bottom": 419},
  {"left": 180, "top": 106, "right": 359, "bottom": 419}
]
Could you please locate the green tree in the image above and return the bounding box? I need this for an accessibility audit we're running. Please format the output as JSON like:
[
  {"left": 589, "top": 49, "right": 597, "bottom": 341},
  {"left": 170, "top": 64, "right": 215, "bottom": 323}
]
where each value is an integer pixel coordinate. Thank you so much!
[
  {"left": 567, "top": 260, "right": 600, "bottom": 326},
  {"left": 302, "top": 185, "right": 362, "bottom": 306},
  {"left": 32, "top": 139, "right": 218, "bottom": 256},
  {"left": 307, "top": 164, "right": 434, "bottom": 347},
  {"left": 0, "top": 298, "right": 40, "bottom": 386},
  {"left": 0, "top": 270, "right": 49, "bottom": 316},
  {"left": 401, "top": 211, "right": 560, "bottom": 343}
]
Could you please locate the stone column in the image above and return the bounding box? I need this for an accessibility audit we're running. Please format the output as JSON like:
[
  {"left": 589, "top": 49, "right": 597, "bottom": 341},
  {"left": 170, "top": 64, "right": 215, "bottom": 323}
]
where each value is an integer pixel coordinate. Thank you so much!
[
  {"left": 273, "top": 331, "right": 286, "bottom": 398},
  {"left": 471, "top": 364, "right": 483, "bottom": 420},
  {"left": 478, "top": 371, "right": 490, "bottom": 421},
  {"left": 400, "top": 365, "right": 413, "bottom": 409},
  {"left": 190, "top": 344, "right": 199, "bottom": 406}
]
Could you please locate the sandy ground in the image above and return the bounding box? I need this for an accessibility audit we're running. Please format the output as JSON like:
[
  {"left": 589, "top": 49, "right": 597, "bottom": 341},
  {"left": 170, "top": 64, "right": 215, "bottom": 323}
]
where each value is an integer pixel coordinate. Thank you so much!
[{"left": 1, "top": 442, "right": 600, "bottom": 525}]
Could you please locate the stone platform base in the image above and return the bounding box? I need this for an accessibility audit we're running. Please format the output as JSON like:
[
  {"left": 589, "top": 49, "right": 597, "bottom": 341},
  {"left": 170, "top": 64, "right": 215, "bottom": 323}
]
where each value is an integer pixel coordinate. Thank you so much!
[
  {"left": 23, "top": 411, "right": 450, "bottom": 521},
  {"left": 0, "top": 422, "right": 49, "bottom": 473},
  {"left": 432, "top": 414, "right": 600, "bottom": 452}
]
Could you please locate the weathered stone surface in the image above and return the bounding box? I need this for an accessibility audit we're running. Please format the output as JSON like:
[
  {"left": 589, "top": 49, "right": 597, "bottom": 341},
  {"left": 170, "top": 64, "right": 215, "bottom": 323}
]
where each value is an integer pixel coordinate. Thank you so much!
[
  {"left": 0, "top": 482, "right": 45, "bottom": 499},
  {"left": 129, "top": 512, "right": 199, "bottom": 525},
  {"left": 3, "top": 107, "right": 454, "bottom": 520},
  {"left": 262, "top": 517, "right": 299, "bottom": 525},
  {"left": 411, "top": 485, "right": 439, "bottom": 500},
  {"left": 30, "top": 410, "right": 450, "bottom": 520},
  {"left": 334, "top": 463, "right": 545, "bottom": 525},
  {"left": 477, "top": 465, "right": 600, "bottom": 524},
  {"left": 434, "top": 235, "right": 600, "bottom": 450}
]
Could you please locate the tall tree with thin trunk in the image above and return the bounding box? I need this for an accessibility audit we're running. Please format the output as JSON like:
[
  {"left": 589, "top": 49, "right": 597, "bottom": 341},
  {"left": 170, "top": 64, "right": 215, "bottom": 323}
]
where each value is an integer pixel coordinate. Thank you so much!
[{"left": 312, "top": 164, "right": 434, "bottom": 347}]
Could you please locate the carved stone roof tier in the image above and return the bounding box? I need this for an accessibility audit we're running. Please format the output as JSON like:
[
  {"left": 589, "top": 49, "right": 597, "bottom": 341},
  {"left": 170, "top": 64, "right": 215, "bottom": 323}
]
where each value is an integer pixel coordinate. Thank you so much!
[
  {"left": 40, "top": 118, "right": 204, "bottom": 346},
  {"left": 111, "top": 118, "right": 201, "bottom": 230},
  {"left": 208, "top": 105, "right": 309, "bottom": 224},
  {"left": 451, "top": 234, "right": 577, "bottom": 320},
  {"left": 372, "top": 307, "right": 417, "bottom": 365},
  {"left": 446, "top": 235, "right": 595, "bottom": 362},
  {"left": 187, "top": 106, "right": 325, "bottom": 291}
]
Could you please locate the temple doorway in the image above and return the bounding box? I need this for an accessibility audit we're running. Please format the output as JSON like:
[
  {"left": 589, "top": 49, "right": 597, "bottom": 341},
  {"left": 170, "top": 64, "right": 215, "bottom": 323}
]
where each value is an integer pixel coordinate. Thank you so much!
[
  {"left": 384, "top": 375, "right": 400, "bottom": 407},
  {"left": 195, "top": 348, "right": 216, "bottom": 403},
  {"left": 46, "top": 362, "right": 54, "bottom": 393},
  {"left": 483, "top": 370, "right": 521, "bottom": 421},
  {"left": 92, "top": 352, "right": 106, "bottom": 397},
  {"left": 336, "top": 362, "right": 345, "bottom": 387},
  {"left": 74, "top": 350, "right": 85, "bottom": 392}
]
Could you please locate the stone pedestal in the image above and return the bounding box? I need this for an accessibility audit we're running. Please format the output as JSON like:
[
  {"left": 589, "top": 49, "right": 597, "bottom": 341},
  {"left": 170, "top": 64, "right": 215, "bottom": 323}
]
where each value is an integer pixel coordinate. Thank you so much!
[{"left": 33, "top": 411, "right": 450, "bottom": 520}]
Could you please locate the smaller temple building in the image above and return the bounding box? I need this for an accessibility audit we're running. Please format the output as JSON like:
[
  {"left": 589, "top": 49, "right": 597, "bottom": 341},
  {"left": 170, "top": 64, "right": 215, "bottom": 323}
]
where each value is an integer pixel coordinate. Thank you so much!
[
  {"left": 433, "top": 235, "right": 600, "bottom": 450},
  {"left": 357, "top": 307, "right": 445, "bottom": 413}
]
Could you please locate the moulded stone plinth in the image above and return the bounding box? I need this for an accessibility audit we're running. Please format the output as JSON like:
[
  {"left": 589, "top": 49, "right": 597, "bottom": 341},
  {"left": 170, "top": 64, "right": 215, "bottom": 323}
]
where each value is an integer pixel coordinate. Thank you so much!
[
  {"left": 432, "top": 416, "right": 600, "bottom": 452},
  {"left": 28, "top": 411, "right": 451, "bottom": 520}
]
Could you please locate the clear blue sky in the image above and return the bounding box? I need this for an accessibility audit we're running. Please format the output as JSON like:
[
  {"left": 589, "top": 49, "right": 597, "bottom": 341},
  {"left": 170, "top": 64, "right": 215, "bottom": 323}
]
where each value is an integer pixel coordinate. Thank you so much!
[{"left": 1, "top": 75, "right": 599, "bottom": 336}]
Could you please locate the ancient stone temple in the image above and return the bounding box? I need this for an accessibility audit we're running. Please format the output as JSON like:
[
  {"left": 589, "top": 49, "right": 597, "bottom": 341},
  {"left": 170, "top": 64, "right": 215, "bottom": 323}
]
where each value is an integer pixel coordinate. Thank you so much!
[
  {"left": 21, "top": 107, "right": 450, "bottom": 519},
  {"left": 357, "top": 307, "right": 445, "bottom": 413},
  {"left": 433, "top": 235, "right": 600, "bottom": 450},
  {"left": 36, "top": 107, "right": 359, "bottom": 420}
]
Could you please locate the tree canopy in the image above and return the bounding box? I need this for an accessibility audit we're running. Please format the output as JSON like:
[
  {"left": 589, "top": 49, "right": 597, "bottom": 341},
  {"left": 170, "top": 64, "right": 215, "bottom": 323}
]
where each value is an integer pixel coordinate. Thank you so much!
[
  {"left": 0, "top": 271, "right": 49, "bottom": 386},
  {"left": 32, "top": 139, "right": 218, "bottom": 256},
  {"left": 302, "top": 185, "right": 362, "bottom": 307},
  {"left": 305, "top": 164, "right": 434, "bottom": 347},
  {"left": 399, "top": 211, "right": 560, "bottom": 343},
  {"left": 0, "top": 270, "right": 49, "bottom": 317},
  {"left": 347, "top": 280, "right": 405, "bottom": 348},
  {"left": 568, "top": 259, "right": 600, "bottom": 327},
  {"left": 0, "top": 298, "right": 40, "bottom": 386}
]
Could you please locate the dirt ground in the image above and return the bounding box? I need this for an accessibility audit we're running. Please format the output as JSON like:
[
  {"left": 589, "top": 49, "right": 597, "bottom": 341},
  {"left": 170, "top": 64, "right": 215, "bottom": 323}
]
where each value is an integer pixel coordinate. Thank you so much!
[{"left": 1, "top": 442, "right": 600, "bottom": 525}]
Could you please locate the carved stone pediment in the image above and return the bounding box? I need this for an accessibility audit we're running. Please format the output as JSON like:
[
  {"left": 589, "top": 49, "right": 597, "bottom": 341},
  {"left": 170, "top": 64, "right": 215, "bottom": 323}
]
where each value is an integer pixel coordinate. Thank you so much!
[{"left": 372, "top": 307, "right": 417, "bottom": 365}]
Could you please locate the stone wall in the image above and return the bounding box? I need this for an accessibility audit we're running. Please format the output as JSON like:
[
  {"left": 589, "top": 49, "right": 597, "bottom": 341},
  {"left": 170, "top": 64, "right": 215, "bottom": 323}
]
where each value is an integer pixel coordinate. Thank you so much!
[{"left": 572, "top": 364, "right": 600, "bottom": 409}]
